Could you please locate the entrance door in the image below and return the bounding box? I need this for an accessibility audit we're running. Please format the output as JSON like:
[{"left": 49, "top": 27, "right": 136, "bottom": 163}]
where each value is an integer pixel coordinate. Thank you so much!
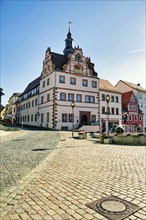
[
  {"left": 80, "top": 111, "right": 90, "bottom": 125},
  {"left": 81, "top": 115, "right": 88, "bottom": 125}
]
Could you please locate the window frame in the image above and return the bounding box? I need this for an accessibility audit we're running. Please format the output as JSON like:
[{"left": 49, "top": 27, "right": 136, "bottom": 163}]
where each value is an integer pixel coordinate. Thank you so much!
[{"left": 59, "top": 75, "right": 65, "bottom": 83}]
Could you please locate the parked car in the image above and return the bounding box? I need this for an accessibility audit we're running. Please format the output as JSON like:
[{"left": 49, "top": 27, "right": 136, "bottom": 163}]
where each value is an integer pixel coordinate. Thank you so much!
[{"left": 2, "top": 118, "right": 11, "bottom": 123}]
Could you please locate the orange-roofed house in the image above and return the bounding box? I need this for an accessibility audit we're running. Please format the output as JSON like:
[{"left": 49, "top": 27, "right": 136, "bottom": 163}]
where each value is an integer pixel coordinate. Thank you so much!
[{"left": 122, "top": 91, "right": 143, "bottom": 132}]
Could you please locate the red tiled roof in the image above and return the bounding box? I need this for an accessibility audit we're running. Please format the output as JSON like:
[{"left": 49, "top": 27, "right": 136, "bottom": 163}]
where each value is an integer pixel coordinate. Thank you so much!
[{"left": 122, "top": 91, "right": 133, "bottom": 104}]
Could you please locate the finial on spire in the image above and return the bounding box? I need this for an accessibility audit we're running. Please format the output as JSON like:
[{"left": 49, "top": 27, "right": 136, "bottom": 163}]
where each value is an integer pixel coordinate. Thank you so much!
[{"left": 68, "top": 21, "right": 73, "bottom": 31}]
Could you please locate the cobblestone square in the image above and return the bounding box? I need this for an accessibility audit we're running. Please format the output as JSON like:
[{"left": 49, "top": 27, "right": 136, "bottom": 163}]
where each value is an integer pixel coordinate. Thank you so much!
[{"left": 0, "top": 131, "right": 146, "bottom": 220}]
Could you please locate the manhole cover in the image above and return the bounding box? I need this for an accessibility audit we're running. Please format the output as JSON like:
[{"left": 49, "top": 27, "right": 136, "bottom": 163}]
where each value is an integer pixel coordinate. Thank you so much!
[
  {"left": 101, "top": 200, "right": 126, "bottom": 212},
  {"left": 86, "top": 195, "right": 140, "bottom": 220}
]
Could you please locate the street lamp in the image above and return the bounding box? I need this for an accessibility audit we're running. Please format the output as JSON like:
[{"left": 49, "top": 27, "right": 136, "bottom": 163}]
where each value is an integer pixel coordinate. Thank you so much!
[
  {"left": 105, "top": 95, "right": 110, "bottom": 139},
  {"left": 70, "top": 101, "right": 75, "bottom": 138}
]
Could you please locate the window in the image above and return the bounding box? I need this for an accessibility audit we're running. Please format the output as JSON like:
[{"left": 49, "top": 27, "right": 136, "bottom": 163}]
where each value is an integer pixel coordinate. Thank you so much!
[
  {"left": 134, "top": 115, "right": 138, "bottom": 121},
  {"left": 116, "top": 96, "right": 119, "bottom": 102},
  {"left": 35, "top": 99, "right": 37, "bottom": 106},
  {"left": 91, "top": 115, "right": 96, "bottom": 123},
  {"left": 29, "top": 102, "right": 31, "bottom": 108},
  {"left": 60, "top": 93, "right": 66, "bottom": 101},
  {"left": 76, "top": 94, "right": 82, "bottom": 102},
  {"left": 85, "top": 96, "right": 89, "bottom": 103},
  {"left": 26, "top": 103, "right": 28, "bottom": 109},
  {"left": 92, "top": 81, "right": 97, "bottom": 88},
  {"left": 129, "top": 115, "right": 132, "bottom": 121},
  {"left": 35, "top": 114, "right": 37, "bottom": 121},
  {"left": 31, "top": 115, "right": 33, "bottom": 122},
  {"left": 139, "top": 115, "right": 142, "bottom": 121},
  {"left": 139, "top": 93, "right": 142, "bottom": 99},
  {"left": 130, "top": 96, "right": 135, "bottom": 102},
  {"left": 116, "top": 108, "right": 119, "bottom": 115},
  {"left": 46, "top": 112, "right": 49, "bottom": 122},
  {"left": 41, "top": 113, "right": 44, "bottom": 123},
  {"left": 43, "top": 81, "right": 45, "bottom": 88},
  {"left": 68, "top": 93, "right": 74, "bottom": 101},
  {"left": 23, "top": 104, "right": 25, "bottom": 110},
  {"left": 102, "top": 106, "right": 105, "bottom": 114},
  {"left": 47, "top": 78, "right": 50, "bottom": 85},
  {"left": 101, "top": 94, "right": 105, "bottom": 101},
  {"left": 62, "top": 114, "right": 67, "bottom": 122},
  {"left": 69, "top": 114, "right": 74, "bottom": 122},
  {"left": 111, "top": 96, "right": 114, "bottom": 102},
  {"left": 130, "top": 105, "right": 136, "bottom": 111},
  {"left": 32, "top": 100, "right": 34, "bottom": 107},
  {"left": 90, "top": 96, "right": 95, "bottom": 103},
  {"left": 111, "top": 108, "right": 114, "bottom": 115},
  {"left": 41, "top": 96, "right": 44, "bottom": 104},
  {"left": 47, "top": 94, "right": 50, "bottom": 102},
  {"left": 70, "top": 77, "right": 76, "bottom": 85},
  {"left": 27, "top": 115, "right": 29, "bottom": 122},
  {"left": 85, "top": 96, "right": 95, "bottom": 103},
  {"left": 59, "top": 75, "right": 65, "bottom": 83},
  {"left": 140, "top": 102, "right": 143, "bottom": 108},
  {"left": 82, "top": 79, "right": 88, "bottom": 87},
  {"left": 32, "top": 88, "right": 37, "bottom": 95}
]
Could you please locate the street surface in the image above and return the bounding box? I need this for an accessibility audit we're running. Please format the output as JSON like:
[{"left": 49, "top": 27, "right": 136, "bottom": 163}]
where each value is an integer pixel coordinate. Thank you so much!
[{"left": 0, "top": 131, "right": 146, "bottom": 220}]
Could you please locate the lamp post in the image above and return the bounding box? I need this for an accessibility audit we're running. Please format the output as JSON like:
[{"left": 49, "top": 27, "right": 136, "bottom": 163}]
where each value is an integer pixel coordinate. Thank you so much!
[
  {"left": 105, "top": 95, "right": 110, "bottom": 139},
  {"left": 70, "top": 101, "right": 75, "bottom": 138}
]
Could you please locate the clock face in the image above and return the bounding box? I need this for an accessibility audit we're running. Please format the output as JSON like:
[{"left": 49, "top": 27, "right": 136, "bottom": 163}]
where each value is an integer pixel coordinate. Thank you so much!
[{"left": 75, "top": 53, "right": 81, "bottom": 61}]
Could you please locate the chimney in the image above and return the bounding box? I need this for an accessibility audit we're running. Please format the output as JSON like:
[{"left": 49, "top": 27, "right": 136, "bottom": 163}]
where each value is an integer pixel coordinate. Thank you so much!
[{"left": 137, "top": 83, "right": 140, "bottom": 86}]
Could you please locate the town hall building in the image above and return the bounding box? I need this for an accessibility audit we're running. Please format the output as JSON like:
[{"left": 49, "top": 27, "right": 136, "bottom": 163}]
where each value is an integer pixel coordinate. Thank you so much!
[{"left": 16, "top": 28, "right": 100, "bottom": 130}]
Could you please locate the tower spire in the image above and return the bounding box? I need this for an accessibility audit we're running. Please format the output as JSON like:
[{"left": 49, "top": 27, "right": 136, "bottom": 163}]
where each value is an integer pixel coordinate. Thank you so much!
[{"left": 63, "top": 22, "right": 74, "bottom": 57}]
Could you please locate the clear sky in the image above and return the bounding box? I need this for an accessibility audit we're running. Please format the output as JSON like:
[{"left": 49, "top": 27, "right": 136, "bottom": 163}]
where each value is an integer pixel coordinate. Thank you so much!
[{"left": 1, "top": 0, "right": 145, "bottom": 105}]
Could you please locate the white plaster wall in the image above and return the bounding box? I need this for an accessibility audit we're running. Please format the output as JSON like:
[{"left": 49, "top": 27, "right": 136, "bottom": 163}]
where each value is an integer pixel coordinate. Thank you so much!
[{"left": 17, "top": 94, "right": 39, "bottom": 126}]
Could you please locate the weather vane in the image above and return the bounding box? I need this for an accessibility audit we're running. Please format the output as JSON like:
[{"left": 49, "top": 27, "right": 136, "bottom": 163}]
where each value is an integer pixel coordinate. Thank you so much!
[{"left": 68, "top": 21, "right": 73, "bottom": 30}]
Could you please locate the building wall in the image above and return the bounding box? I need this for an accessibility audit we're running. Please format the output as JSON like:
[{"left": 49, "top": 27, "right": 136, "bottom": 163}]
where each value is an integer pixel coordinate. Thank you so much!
[
  {"left": 39, "top": 70, "right": 99, "bottom": 130},
  {"left": 100, "top": 90, "right": 122, "bottom": 132},
  {"left": 122, "top": 93, "right": 143, "bottom": 132},
  {"left": 17, "top": 94, "right": 39, "bottom": 126},
  {"left": 115, "top": 81, "right": 146, "bottom": 131}
]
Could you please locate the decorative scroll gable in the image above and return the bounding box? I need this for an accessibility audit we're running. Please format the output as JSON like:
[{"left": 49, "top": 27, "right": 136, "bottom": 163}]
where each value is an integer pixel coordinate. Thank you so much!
[
  {"left": 41, "top": 47, "right": 55, "bottom": 78},
  {"left": 63, "top": 47, "right": 97, "bottom": 77}
]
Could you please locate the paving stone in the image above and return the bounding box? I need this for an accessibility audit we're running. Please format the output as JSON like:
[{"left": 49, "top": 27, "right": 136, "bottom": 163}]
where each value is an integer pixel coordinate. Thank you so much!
[{"left": 1, "top": 134, "right": 145, "bottom": 220}]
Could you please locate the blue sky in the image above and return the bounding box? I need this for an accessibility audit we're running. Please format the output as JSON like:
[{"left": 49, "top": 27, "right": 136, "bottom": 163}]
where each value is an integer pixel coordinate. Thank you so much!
[{"left": 1, "top": 0, "right": 145, "bottom": 105}]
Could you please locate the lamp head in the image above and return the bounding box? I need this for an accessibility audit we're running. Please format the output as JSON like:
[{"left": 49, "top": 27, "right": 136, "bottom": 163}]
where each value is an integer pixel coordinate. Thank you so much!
[
  {"left": 106, "top": 95, "right": 110, "bottom": 103},
  {"left": 70, "top": 101, "right": 75, "bottom": 108}
]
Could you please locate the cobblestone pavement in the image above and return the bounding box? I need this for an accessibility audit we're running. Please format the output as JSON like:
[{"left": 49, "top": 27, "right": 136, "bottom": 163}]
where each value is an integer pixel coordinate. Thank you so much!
[
  {"left": 0, "top": 133, "right": 146, "bottom": 220},
  {"left": 0, "top": 130, "right": 61, "bottom": 192}
]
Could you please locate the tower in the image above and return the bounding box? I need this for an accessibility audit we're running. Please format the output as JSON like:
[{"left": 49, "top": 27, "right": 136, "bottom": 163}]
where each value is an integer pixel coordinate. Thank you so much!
[{"left": 63, "top": 27, "right": 74, "bottom": 57}]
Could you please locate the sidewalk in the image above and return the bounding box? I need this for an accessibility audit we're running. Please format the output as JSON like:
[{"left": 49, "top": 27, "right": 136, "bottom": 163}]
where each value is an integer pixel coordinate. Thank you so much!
[{"left": 0, "top": 134, "right": 146, "bottom": 220}]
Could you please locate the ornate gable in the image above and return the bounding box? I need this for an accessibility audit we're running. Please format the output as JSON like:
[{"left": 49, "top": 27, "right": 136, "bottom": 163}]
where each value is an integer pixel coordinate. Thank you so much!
[
  {"left": 41, "top": 47, "right": 55, "bottom": 78},
  {"left": 63, "top": 46, "right": 97, "bottom": 77}
]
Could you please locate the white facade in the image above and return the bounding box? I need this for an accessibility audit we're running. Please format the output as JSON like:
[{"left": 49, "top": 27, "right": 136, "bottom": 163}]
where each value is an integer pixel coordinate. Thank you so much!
[
  {"left": 115, "top": 80, "right": 146, "bottom": 131},
  {"left": 100, "top": 90, "right": 122, "bottom": 133},
  {"left": 16, "top": 32, "right": 100, "bottom": 131},
  {"left": 39, "top": 47, "right": 100, "bottom": 130},
  {"left": 16, "top": 82, "right": 40, "bottom": 127}
]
